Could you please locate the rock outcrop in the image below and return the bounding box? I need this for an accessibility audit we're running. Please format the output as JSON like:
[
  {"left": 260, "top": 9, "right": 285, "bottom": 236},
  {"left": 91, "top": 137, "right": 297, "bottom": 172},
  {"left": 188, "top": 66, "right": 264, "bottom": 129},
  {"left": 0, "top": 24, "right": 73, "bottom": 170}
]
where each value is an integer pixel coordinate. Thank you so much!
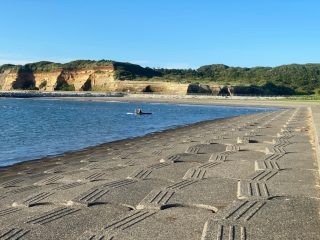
[
  {"left": 101, "top": 81, "right": 189, "bottom": 95},
  {"left": 0, "top": 66, "right": 115, "bottom": 92},
  {"left": 0, "top": 61, "right": 231, "bottom": 95},
  {"left": 0, "top": 70, "right": 17, "bottom": 90}
]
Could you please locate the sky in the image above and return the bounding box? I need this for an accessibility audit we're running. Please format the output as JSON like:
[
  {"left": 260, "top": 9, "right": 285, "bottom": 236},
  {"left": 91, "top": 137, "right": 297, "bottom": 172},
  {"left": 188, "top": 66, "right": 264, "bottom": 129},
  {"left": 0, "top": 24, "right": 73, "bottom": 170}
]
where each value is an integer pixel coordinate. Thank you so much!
[{"left": 0, "top": 0, "right": 320, "bottom": 69}]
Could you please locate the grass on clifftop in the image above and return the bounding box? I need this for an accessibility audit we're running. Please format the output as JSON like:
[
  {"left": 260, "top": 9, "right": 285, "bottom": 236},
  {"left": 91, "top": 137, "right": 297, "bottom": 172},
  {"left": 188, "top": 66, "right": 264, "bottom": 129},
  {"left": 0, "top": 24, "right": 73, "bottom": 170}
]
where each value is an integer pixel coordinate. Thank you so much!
[{"left": 0, "top": 60, "right": 114, "bottom": 73}]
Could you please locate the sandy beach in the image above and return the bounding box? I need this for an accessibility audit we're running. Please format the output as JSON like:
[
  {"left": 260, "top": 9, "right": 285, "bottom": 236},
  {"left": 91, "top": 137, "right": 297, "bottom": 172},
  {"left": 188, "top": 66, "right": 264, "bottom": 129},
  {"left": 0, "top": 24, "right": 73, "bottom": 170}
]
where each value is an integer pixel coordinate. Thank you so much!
[
  {"left": 1, "top": 96, "right": 320, "bottom": 239},
  {"left": 58, "top": 93, "right": 317, "bottom": 108}
]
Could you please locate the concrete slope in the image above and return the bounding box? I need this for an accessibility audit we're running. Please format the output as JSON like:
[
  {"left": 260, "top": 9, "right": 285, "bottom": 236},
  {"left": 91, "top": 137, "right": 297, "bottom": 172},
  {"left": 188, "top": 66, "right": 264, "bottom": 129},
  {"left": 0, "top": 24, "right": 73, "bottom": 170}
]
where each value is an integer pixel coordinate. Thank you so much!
[{"left": 0, "top": 107, "right": 319, "bottom": 239}]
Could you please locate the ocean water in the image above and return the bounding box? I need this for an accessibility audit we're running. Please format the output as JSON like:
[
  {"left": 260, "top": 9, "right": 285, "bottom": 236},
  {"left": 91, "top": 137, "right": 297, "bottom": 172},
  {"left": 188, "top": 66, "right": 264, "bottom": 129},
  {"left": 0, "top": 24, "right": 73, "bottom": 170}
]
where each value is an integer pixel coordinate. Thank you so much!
[{"left": 0, "top": 98, "right": 276, "bottom": 166}]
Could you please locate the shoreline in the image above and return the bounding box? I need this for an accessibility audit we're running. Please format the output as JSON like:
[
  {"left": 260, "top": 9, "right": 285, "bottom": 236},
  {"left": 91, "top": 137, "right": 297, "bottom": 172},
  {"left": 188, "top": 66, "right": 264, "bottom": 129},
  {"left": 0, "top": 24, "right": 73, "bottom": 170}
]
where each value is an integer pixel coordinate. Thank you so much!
[
  {"left": 1, "top": 91, "right": 317, "bottom": 172},
  {"left": 0, "top": 113, "right": 252, "bottom": 172},
  {"left": 0, "top": 96, "right": 283, "bottom": 170},
  {"left": 1, "top": 90, "right": 315, "bottom": 106},
  {"left": 56, "top": 94, "right": 314, "bottom": 108},
  {"left": 0, "top": 102, "right": 320, "bottom": 239}
]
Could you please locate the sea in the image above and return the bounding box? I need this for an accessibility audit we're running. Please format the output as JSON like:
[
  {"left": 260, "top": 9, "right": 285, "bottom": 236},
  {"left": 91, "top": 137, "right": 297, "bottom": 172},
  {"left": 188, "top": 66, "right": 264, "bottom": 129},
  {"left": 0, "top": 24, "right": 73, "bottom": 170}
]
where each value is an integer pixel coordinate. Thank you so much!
[{"left": 0, "top": 98, "right": 276, "bottom": 166}]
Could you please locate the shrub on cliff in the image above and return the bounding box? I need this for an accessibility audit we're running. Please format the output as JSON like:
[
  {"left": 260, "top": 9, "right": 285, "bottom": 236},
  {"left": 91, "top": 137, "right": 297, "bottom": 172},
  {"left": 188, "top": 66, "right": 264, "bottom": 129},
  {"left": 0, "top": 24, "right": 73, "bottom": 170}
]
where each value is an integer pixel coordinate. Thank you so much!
[
  {"left": 0, "top": 64, "right": 20, "bottom": 73},
  {"left": 63, "top": 60, "right": 113, "bottom": 70},
  {"left": 113, "top": 62, "right": 161, "bottom": 80},
  {"left": 54, "top": 82, "right": 75, "bottom": 91},
  {"left": 21, "top": 61, "right": 62, "bottom": 72},
  {"left": 233, "top": 82, "right": 296, "bottom": 96},
  {"left": 39, "top": 80, "right": 47, "bottom": 89},
  {"left": 197, "top": 64, "right": 320, "bottom": 94}
]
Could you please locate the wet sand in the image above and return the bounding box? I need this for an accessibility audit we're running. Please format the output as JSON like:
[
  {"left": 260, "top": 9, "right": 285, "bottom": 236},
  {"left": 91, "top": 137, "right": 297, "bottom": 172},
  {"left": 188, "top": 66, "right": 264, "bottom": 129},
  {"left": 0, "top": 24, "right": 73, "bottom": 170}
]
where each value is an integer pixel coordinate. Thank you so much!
[{"left": 1, "top": 97, "right": 320, "bottom": 239}]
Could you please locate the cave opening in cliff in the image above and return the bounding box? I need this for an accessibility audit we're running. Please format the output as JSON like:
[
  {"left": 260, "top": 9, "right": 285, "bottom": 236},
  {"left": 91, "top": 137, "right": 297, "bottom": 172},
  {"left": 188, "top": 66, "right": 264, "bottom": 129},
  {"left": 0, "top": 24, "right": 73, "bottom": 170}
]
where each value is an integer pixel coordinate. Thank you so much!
[
  {"left": 143, "top": 85, "right": 153, "bottom": 93},
  {"left": 218, "top": 86, "right": 232, "bottom": 96},
  {"left": 12, "top": 69, "right": 37, "bottom": 90},
  {"left": 81, "top": 79, "right": 92, "bottom": 91}
]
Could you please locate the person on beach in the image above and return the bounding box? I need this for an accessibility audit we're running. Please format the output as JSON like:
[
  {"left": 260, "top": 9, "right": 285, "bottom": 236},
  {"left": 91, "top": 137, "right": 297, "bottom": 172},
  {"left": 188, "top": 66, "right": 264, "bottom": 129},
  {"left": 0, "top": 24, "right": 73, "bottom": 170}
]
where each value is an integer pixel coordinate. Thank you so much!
[
  {"left": 135, "top": 108, "right": 152, "bottom": 115},
  {"left": 135, "top": 108, "right": 142, "bottom": 115}
]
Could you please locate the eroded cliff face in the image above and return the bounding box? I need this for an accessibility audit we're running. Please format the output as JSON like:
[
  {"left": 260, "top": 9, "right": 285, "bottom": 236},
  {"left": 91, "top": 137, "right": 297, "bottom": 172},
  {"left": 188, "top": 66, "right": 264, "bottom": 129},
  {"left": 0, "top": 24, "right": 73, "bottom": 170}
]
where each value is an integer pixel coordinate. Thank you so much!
[
  {"left": 0, "top": 70, "right": 10, "bottom": 88},
  {"left": 100, "top": 81, "right": 190, "bottom": 95},
  {"left": 56, "top": 66, "right": 115, "bottom": 91},
  {"left": 0, "top": 66, "right": 115, "bottom": 91},
  {"left": 1, "top": 70, "right": 61, "bottom": 91},
  {"left": 0, "top": 65, "right": 228, "bottom": 95},
  {"left": 34, "top": 71, "right": 62, "bottom": 91},
  {"left": 1, "top": 71, "right": 19, "bottom": 90}
]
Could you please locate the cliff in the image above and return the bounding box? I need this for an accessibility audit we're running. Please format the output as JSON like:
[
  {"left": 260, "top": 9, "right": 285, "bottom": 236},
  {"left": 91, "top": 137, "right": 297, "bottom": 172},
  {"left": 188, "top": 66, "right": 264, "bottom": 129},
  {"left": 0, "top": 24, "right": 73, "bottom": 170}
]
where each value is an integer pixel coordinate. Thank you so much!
[
  {"left": 0, "top": 60, "right": 228, "bottom": 95},
  {"left": 2, "top": 59, "right": 320, "bottom": 95},
  {"left": 0, "top": 65, "right": 115, "bottom": 92}
]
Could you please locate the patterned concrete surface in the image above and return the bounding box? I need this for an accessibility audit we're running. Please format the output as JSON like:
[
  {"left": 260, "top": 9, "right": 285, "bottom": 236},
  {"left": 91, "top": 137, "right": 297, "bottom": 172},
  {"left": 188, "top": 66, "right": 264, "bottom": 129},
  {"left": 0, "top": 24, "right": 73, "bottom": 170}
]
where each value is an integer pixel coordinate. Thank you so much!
[{"left": 0, "top": 107, "right": 320, "bottom": 239}]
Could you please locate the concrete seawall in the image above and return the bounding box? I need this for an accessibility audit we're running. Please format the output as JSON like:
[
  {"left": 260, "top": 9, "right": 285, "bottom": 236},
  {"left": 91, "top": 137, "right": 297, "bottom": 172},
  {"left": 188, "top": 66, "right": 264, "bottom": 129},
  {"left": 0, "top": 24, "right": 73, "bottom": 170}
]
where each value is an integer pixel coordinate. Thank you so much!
[
  {"left": 311, "top": 106, "right": 320, "bottom": 175},
  {"left": 0, "top": 104, "right": 319, "bottom": 239}
]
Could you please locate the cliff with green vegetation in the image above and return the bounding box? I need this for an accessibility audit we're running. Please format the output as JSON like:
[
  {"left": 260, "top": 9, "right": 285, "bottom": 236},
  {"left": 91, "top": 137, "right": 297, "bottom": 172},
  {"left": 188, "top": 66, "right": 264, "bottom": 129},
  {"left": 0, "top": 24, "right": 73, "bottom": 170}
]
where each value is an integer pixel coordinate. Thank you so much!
[{"left": 1, "top": 60, "right": 320, "bottom": 95}]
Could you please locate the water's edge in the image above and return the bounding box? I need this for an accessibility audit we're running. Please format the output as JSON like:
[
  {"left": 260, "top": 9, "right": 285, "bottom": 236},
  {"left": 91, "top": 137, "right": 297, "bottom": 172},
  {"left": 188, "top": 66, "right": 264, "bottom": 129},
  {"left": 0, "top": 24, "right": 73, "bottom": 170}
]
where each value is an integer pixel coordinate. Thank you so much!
[
  {"left": 0, "top": 98, "right": 280, "bottom": 168},
  {"left": 0, "top": 111, "right": 274, "bottom": 170}
]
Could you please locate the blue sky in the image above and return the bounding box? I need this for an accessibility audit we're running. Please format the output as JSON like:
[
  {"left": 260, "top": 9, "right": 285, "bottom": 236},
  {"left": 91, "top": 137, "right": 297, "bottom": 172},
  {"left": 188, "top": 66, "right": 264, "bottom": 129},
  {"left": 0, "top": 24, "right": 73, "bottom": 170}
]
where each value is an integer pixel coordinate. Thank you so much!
[{"left": 0, "top": 0, "right": 319, "bottom": 68}]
